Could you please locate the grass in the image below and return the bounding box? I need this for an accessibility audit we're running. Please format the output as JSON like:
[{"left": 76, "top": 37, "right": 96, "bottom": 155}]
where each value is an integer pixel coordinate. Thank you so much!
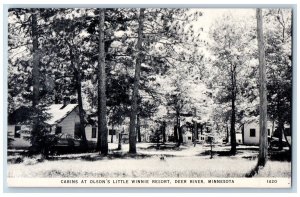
[
  {"left": 7, "top": 143, "right": 292, "bottom": 178},
  {"left": 8, "top": 155, "right": 291, "bottom": 178}
]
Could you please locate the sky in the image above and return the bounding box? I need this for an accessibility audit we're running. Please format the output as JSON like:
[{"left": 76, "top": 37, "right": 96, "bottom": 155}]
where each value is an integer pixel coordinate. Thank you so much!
[{"left": 195, "top": 9, "right": 256, "bottom": 38}]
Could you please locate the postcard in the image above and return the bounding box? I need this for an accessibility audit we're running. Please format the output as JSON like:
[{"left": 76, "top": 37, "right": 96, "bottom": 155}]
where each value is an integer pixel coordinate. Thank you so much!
[{"left": 6, "top": 7, "right": 293, "bottom": 188}]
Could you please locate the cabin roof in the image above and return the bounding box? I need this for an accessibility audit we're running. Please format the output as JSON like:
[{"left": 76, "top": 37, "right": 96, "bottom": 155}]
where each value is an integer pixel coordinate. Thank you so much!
[{"left": 45, "top": 104, "right": 78, "bottom": 125}]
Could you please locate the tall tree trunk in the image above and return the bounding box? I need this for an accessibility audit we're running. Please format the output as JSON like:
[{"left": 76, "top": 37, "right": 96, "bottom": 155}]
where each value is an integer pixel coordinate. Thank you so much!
[
  {"left": 174, "top": 125, "right": 178, "bottom": 142},
  {"left": 242, "top": 124, "right": 245, "bottom": 144},
  {"left": 31, "top": 10, "right": 40, "bottom": 149},
  {"left": 129, "top": 8, "right": 145, "bottom": 154},
  {"left": 175, "top": 112, "right": 182, "bottom": 146},
  {"left": 178, "top": 117, "right": 183, "bottom": 146},
  {"left": 193, "top": 109, "right": 198, "bottom": 142},
  {"left": 178, "top": 127, "right": 183, "bottom": 145},
  {"left": 256, "top": 8, "right": 268, "bottom": 168},
  {"left": 137, "top": 114, "right": 141, "bottom": 142},
  {"left": 97, "top": 8, "right": 108, "bottom": 155},
  {"left": 230, "top": 88, "right": 237, "bottom": 154},
  {"left": 225, "top": 124, "right": 229, "bottom": 143},
  {"left": 75, "top": 71, "right": 88, "bottom": 149},
  {"left": 71, "top": 50, "right": 88, "bottom": 150}
]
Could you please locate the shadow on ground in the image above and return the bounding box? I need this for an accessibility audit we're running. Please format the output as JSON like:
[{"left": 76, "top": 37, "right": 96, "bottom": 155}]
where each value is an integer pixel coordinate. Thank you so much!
[
  {"left": 197, "top": 146, "right": 291, "bottom": 162},
  {"left": 139, "top": 143, "right": 186, "bottom": 151}
]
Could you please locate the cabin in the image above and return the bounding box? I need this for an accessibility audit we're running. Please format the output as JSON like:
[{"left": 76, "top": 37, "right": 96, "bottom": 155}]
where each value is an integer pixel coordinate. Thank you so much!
[
  {"left": 181, "top": 125, "right": 193, "bottom": 143},
  {"left": 7, "top": 101, "right": 117, "bottom": 149},
  {"left": 181, "top": 117, "right": 211, "bottom": 144},
  {"left": 241, "top": 120, "right": 291, "bottom": 145},
  {"left": 242, "top": 121, "right": 273, "bottom": 145}
]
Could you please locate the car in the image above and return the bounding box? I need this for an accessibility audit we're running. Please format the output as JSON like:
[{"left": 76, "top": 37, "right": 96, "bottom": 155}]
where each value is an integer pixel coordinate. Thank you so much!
[
  {"left": 49, "top": 133, "right": 82, "bottom": 154},
  {"left": 55, "top": 133, "right": 81, "bottom": 147}
]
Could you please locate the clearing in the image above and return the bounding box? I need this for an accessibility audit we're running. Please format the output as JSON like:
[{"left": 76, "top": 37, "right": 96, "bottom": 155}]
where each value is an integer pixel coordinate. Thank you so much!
[{"left": 7, "top": 143, "right": 291, "bottom": 178}]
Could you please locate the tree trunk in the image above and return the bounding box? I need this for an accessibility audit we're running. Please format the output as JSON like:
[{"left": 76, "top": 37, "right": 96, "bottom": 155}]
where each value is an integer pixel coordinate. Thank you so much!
[
  {"left": 256, "top": 8, "right": 268, "bottom": 167},
  {"left": 128, "top": 8, "right": 145, "bottom": 154},
  {"left": 97, "top": 8, "right": 108, "bottom": 155},
  {"left": 200, "top": 124, "right": 203, "bottom": 135},
  {"left": 178, "top": 126, "right": 183, "bottom": 146},
  {"left": 242, "top": 124, "right": 245, "bottom": 144},
  {"left": 176, "top": 112, "right": 182, "bottom": 146},
  {"left": 230, "top": 93, "right": 237, "bottom": 154},
  {"left": 111, "top": 124, "right": 114, "bottom": 143},
  {"left": 277, "top": 120, "right": 284, "bottom": 150},
  {"left": 193, "top": 121, "right": 197, "bottom": 142},
  {"left": 174, "top": 125, "right": 178, "bottom": 142},
  {"left": 76, "top": 71, "right": 88, "bottom": 149},
  {"left": 71, "top": 50, "right": 88, "bottom": 150},
  {"left": 137, "top": 114, "right": 141, "bottom": 143},
  {"left": 162, "top": 121, "right": 166, "bottom": 143},
  {"left": 118, "top": 133, "right": 122, "bottom": 150},
  {"left": 226, "top": 124, "right": 229, "bottom": 143},
  {"left": 31, "top": 10, "right": 40, "bottom": 148}
]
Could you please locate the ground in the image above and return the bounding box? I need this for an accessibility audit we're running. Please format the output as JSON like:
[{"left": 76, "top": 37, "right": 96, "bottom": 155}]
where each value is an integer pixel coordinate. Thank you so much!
[{"left": 7, "top": 143, "right": 291, "bottom": 178}]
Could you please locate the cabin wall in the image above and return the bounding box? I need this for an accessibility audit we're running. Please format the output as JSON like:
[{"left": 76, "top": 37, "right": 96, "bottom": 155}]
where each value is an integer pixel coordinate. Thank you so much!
[
  {"left": 56, "top": 108, "right": 80, "bottom": 137},
  {"left": 183, "top": 132, "right": 193, "bottom": 143},
  {"left": 85, "top": 126, "right": 118, "bottom": 143},
  {"left": 244, "top": 122, "right": 273, "bottom": 145}
]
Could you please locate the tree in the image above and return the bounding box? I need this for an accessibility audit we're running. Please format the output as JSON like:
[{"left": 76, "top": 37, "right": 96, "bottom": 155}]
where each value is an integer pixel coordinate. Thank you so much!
[
  {"left": 8, "top": 9, "right": 60, "bottom": 156},
  {"left": 50, "top": 9, "right": 94, "bottom": 149},
  {"left": 209, "top": 14, "right": 254, "bottom": 155},
  {"left": 256, "top": 8, "right": 268, "bottom": 167},
  {"left": 246, "top": 9, "right": 269, "bottom": 177},
  {"left": 97, "top": 8, "right": 108, "bottom": 155},
  {"left": 264, "top": 9, "right": 292, "bottom": 151},
  {"left": 129, "top": 8, "right": 145, "bottom": 154}
]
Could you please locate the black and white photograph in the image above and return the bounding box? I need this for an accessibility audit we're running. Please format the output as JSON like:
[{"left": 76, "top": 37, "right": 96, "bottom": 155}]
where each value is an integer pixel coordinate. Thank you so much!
[{"left": 5, "top": 6, "right": 293, "bottom": 188}]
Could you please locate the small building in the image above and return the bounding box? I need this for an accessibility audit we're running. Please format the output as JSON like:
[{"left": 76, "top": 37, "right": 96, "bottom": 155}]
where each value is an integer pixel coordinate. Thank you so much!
[
  {"left": 182, "top": 132, "right": 193, "bottom": 143},
  {"left": 8, "top": 102, "right": 118, "bottom": 149},
  {"left": 45, "top": 103, "right": 82, "bottom": 137},
  {"left": 243, "top": 120, "right": 274, "bottom": 145},
  {"left": 198, "top": 134, "right": 207, "bottom": 143}
]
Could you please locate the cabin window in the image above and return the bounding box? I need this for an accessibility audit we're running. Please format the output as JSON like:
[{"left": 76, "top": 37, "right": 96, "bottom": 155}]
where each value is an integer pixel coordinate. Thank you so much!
[
  {"left": 55, "top": 126, "right": 62, "bottom": 134},
  {"left": 268, "top": 129, "right": 270, "bottom": 136},
  {"left": 188, "top": 136, "right": 192, "bottom": 140},
  {"left": 92, "top": 127, "right": 97, "bottom": 138},
  {"left": 250, "top": 129, "right": 256, "bottom": 137},
  {"left": 14, "top": 125, "right": 21, "bottom": 138}
]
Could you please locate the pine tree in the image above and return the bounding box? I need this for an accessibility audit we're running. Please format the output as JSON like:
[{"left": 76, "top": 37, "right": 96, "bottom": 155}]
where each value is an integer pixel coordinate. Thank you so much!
[
  {"left": 256, "top": 8, "right": 268, "bottom": 167},
  {"left": 97, "top": 8, "right": 108, "bottom": 155},
  {"left": 129, "top": 8, "right": 145, "bottom": 154}
]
